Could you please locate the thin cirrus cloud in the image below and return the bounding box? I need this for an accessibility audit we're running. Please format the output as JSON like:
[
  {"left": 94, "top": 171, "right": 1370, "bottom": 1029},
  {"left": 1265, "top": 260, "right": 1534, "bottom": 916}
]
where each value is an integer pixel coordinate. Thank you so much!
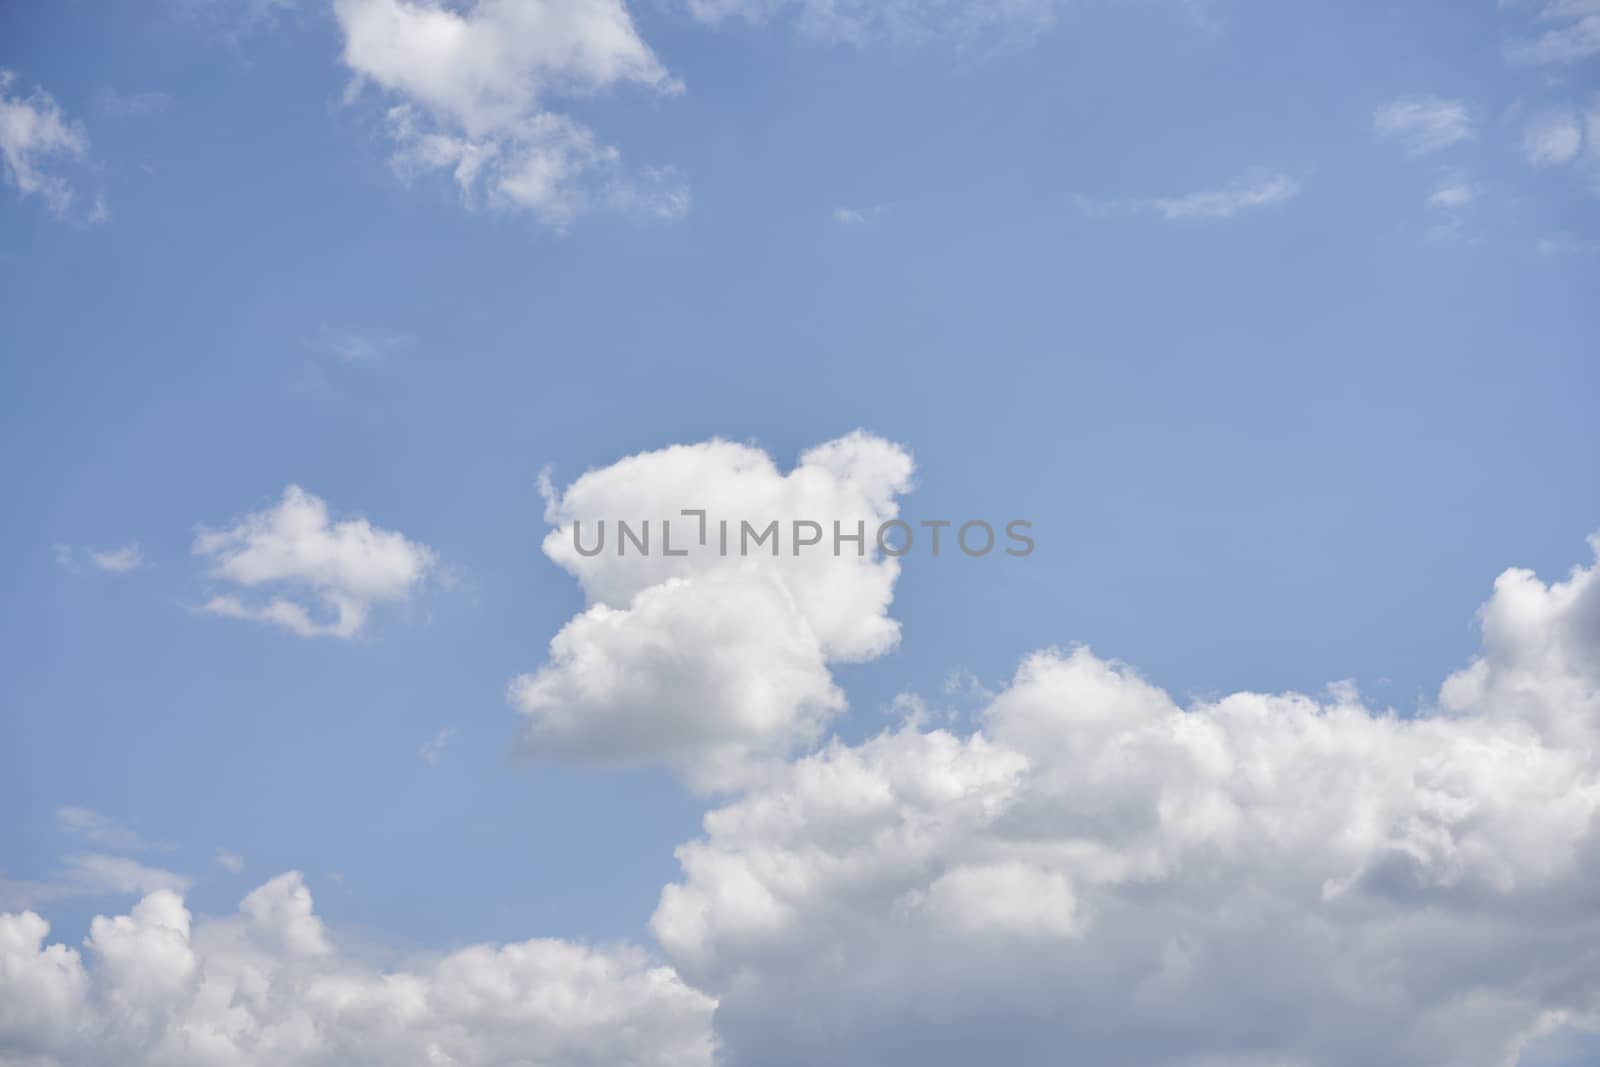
[
  {"left": 679, "top": 0, "right": 1208, "bottom": 49},
  {"left": 310, "top": 325, "right": 413, "bottom": 364},
  {"left": 419, "top": 727, "right": 456, "bottom": 766},
  {"left": 0, "top": 69, "right": 105, "bottom": 221},
  {"left": 59, "top": 853, "right": 192, "bottom": 898},
  {"left": 1522, "top": 110, "right": 1585, "bottom": 166},
  {"left": 0, "top": 853, "right": 191, "bottom": 913},
  {"left": 832, "top": 203, "right": 890, "bottom": 226},
  {"left": 1373, "top": 96, "right": 1475, "bottom": 156},
  {"left": 1538, "top": 231, "right": 1600, "bottom": 254},
  {"left": 1506, "top": 0, "right": 1600, "bottom": 64},
  {"left": 56, "top": 807, "right": 157, "bottom": 853},
  {"left": 332, "top": 0, "right": 688, "bottom": 227},
  {"left": 53, "top": 543, "right": 145, "bottom": 574},
  {"left": 87, "top": 544, "right": 144, "bottom": 573},
  {"left": 684, "top": 0, "right": 1060, "bottom": 46},
  {"left": 1078, "top": 172, "right": 1302, "bottom": 222},
  {"left": 95, "top": 88, "right": 174, "bottom": 117},
  {"left": 1428, "top": 178, "right": 1479, "bottom": 209},
  {"left": 193, "top": 485, "right": 436, "bottom": 639}
]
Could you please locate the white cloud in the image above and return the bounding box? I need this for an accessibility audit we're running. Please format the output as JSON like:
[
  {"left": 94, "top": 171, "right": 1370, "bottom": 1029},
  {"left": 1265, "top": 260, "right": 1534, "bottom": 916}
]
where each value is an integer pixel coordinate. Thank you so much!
[
  {"left": 334, "top": 0, "right": 685, "bottom": 226},
  {"left": 194, "top": 485, "right": 436, "bottom": 639},
  {"left": 419, "top": 727, "right": 455, "bottom": 766},
  {"left": 1081, "top": 173, "right": 1301, "bottom": 223},
  {"left": 60, "top": 855, "right": 192, "bottom": 898},
  {"left": 0, "top": 875, "right": 62, "bottom": 914},
  {"left": 1507, "top": 1, "right": 1600, "bottom": 64},
  {"left": 0, "top": 873, "right": 716, "bottom": 1067},
  {"left": 23, "top": 444, "right": 1600, "bottom": 1065},
  {"left": 1538, "top": 231, "right": 1600, "bottom": 254},
  {"left": 1374, "top": 96, "right": 1476, "bottom": 156},
  {"left": 511, "top": 432, "right": 914, "bottom": 788},
  {"left": 1428, "top": 179, "right": 1479, "bottom": 208},
  {"left": 831, "top": 203, "right": 890, "bottom": 226},
  {"left": 1149, "top": 173, "right": 1301, "bottom": 220},
  {"left": 57, "top": 807, "right": 153, "bottom": 852},
  {"left": 1425, "top": 171, "right": 1479, "bottom": 240},
  {"left": 0, "top": 70, "right": 100, "bottom": 220},
  {"left": 311, "top": 326, "right": 412, "bottom": 364},
  {"left": 88, "top": 544, "right": 145, "bottom": 573},
  {"left": 53, "top": 544, "right": 145, "bottom": 574},
  {"left": 1524, "top": 111, "right": 1584, "bottom": 166},
  {"left": 4, "top": 816, "right": 185, "bottom": 911},
  {"left": 653, "top": 534, "right": 1600, "bottom": 1067},
  {"left": 214, "top": 851, "right": 245, "bottom": 874}
]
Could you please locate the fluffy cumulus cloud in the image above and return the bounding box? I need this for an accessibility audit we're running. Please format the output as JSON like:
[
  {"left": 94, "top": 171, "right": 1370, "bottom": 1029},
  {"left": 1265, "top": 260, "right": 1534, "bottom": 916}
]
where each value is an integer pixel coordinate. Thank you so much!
[
  {"left": 194, "top": 486, "right": 436, "bottom": 638},
  {"left": 14, "top": 457, "right": 1600, "bottom": 1066},
  {"left": 1374, "top": 96, "right": 1476, "bottom": 156},
  {"left": 652, "top": 535, "right": 1600, "bottom": 1066},
  {"left": 0, "top": 70, "right": 103, "bottom": 221},
  {"left": 334, "top": 0, "right": 686, "bottom": 226},
  {"left": 511, "top": 432, "right": 914, "bottom": 788},
  {"left": 0, "top": 873, "right": 716, "bottom": 1067}
]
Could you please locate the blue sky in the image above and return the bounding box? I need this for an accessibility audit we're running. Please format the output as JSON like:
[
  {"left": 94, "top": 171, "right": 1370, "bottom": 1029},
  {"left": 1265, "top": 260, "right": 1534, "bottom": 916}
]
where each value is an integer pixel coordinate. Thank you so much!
[{"left": 2, "top": 2, "right": 1600, "bottom": 1065}]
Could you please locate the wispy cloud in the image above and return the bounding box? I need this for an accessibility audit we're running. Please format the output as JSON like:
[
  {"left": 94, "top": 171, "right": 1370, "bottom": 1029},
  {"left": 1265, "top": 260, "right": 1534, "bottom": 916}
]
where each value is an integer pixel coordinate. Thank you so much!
[
  {"left": 832, "top": 204, "right": 890, "bottom": 226},
  {"left": 1538, "top": 231, "right": 1600, "bottom": 255},
  {"left": 54, "top": 544, "right": 145, "bottom": 575},
  {"left": 214, "top": 850, "right": 244, "bottom": 874},
  {"left": 88, "top": 544, "right": 145, "bottom": 573},
  {"left": 1374, "top": 97, "right": 1475, "bottom": 156},
  {"left": 1506, "top": 1, "right": 1600, "bottom": 63},
  {"left": 1522, "top": 110, "right": 1584, "bottom": 166},
  {"left": 1428, "top": 180, "right": 1479, "bottom": 209},
  {"left": 97, "top": 89, "right": 174, "bottom": 118},
  {"left": 311, "top": 326, "right": 413, "bottom": 365},
  {"left": 61, "top": 853, "right": 192, "bottom": 896},
  {"left": 420, "top": 727, "right": 456, "bottom": 766},
  {"left": 57, "top": 806, "right": 155, "bottom": 851},
  {"left": 686, "top": 0, "right": 1074, "bottom": 50},
  {"left": 171, "top": 0, "right": 301, "bottom": 39},
  {"left": 3, "top": 848, "right": 191, "bottom": 911},
  {"left": 0, "top": 69, "right": 103, "bottom": 220},
  {"left": 1424, "top": 169, "right": 1481, "bottom": 241},
  {"left": 1080, "top": 173, "right": 1302, "bottom": 223}
]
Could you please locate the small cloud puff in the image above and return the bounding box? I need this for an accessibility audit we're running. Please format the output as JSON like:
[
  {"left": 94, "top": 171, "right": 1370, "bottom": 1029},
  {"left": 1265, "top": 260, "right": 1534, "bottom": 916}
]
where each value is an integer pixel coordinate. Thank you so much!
[{"left": 194, "top": 485, "right": 436, "bottom": 638}]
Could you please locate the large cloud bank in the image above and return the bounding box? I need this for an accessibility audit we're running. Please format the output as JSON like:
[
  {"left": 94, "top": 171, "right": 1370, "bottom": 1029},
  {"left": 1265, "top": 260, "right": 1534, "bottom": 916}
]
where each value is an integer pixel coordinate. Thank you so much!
[
  {"left": 0, "top": 874, "right": 715, "bottom": 1067},
  {"left": 653, "top": 532, "right": 1600, "bottom": 1066},
  {"left": 11, "top": 433, "right": 1600, "bottom": 1066}
]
